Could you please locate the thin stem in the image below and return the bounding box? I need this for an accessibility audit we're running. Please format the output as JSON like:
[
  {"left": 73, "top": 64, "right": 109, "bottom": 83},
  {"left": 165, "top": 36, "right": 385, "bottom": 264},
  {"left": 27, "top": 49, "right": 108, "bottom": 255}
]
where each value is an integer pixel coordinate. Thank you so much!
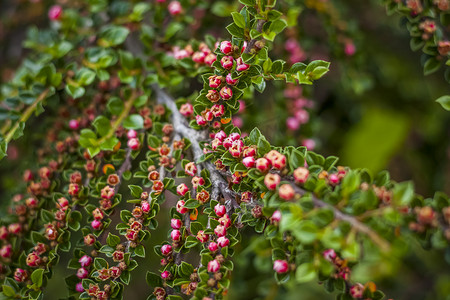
[{"left": 4, "top": 88, "right": 50, "bottom": 143}]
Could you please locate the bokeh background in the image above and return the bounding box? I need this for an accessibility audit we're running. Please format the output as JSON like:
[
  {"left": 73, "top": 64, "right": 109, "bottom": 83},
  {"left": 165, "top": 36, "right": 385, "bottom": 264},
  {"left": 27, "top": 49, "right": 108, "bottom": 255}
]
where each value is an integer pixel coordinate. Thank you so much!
[{"left": 0, "top": 0, "right": 449, "bottom": 299}]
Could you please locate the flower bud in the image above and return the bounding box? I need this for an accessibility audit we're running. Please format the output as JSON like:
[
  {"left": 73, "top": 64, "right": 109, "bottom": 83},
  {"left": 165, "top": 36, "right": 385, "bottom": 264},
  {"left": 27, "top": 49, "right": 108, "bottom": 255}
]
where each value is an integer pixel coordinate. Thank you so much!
[
  {"left": 219, "top": 86, "right": 233, "bottom": 100},
  {"left": 217, "top": 236, "right": 230, "bottom": 248},
  {"left": 256, "top": 158, "right": 270, "bottom": 173},
  {"left": 220, "top": 41, "right": 233, "bottom": 55},
  {"left": 48, "top": 5, "right": 62, "bottom": 20},
  {"left": 220, "top": 56, "right": 234, "bottom": 70},
  {"left": 127, "top": 138, "right": 140, "bottom": 150},
  {"left": 242, "top": 156, "right": 255, "bottom": 168},
  {"left": 161, "top": 244, "right": 172, "bottom": 256},
  {"left": 76, "top": 267, "right": 89, "bottom": 279},
  {"left": 273, "top": 260, "right": 289, "bottom": 274},
  {"left": 168, "top": 1, "right": 182, "bottom": 15},
  {"left": 226, "top": 73, "right": 239, "bottom": 85},
  {"left": 293, "top": 167, "right": 309, "bottom": 184},
  {"left": 171, "top": 218, "right": 182, "bottom": 229},
  {"left": 214, "top": 225, "right": 227, "bottom": 237},
  {"left": 264, "top": 173, "right": 281, "bottom": 190},
  {"left": 208, "top": 242, "right": 218, "bottom": 252},
  {"left": 91, "top": 220, "right": 103, "bottom": 230},
  {"left": 196, "top": 230, "right": 209, "bottom": 243},
  {"left": 278, "top": 184, "right": 295, "bottom": 200},
  {"left": 207, "top": 259, "right": 220, "bottom": 273},
  {"left": 214, "top": 204, "right": 226, "bottom": 217},
  {"left": 79, "top": 255, "right": 93, "bottom": 267}
]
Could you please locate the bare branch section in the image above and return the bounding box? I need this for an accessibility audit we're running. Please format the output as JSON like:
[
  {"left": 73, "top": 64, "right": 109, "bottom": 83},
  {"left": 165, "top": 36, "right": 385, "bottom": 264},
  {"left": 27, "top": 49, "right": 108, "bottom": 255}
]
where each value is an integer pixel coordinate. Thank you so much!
[
  {"left": 153, "top": 85, "right": 389, "bottom": 251},
  {"left": 291, "top": 185, "right": 391, "bottom": 252}
]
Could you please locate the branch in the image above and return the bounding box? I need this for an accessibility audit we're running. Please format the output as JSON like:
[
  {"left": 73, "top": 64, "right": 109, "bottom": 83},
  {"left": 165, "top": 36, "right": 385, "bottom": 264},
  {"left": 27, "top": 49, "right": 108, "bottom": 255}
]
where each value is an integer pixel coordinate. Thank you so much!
[{"left": 291, "top": 185, "right": 391, "bottom": 252}]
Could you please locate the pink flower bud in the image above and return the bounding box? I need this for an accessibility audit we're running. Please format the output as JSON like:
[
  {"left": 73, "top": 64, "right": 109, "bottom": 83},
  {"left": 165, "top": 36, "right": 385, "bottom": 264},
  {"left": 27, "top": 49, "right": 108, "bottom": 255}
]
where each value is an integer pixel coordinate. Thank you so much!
[
  {"left": 229, "top": 132, "right": 240, "bottom": 141},
  {"left": 171, "top": 230, "right": 181, "bottom": 241},
  {"left": 214, "top": 130, "right": 227, "bottom": 141},
  {"left": 177, "top": 183, "right": 189, "bottom": 196},
  {"left": 302, "top": 138, "right": 316, "bottom": 150},
  {"left": 185, "top": 162, "right": 197, "bottom": 176},
  {"left": 208, "top": 75, "right": 223, "bottom": 88},
  {"left": 293, "top": 167, "right": 309, "bottom": 184},
  {"left": 168, "top": 1, "right": 182, "bottom": 15},
  {"left": 76, "top": 267, "right": 89, "bottom": 279},
  {"left": 196, "top": 230, "right": 209, "bottom": 243},
  {"left": 192, "top": 51, "right": 205, "bottom": 64},
  {"left": 222, "top": 137, "right": 233, "bottom": 149},
  {"left": 214, "top": 225, "right": 227, "bottom": 237},
  {"left": 264, "top": 173, "right": 281, "bottom": 190},
  {"left": 208, "top": 242, "right": 218, "bottom": 252},
  {"left": 323, "top": 249, "right": 337, "bottom": 262},
  {"left": 219, "top": 214, "right": 231, "bottom": 228},
  {"left": 204, "top": 53, "right": 217, "bottom": 66},
  {"left": 329, "top": 174, "right": 340, "bottom": 185},
  {"left": 242, "top": 156, "right": 255, "bottom": 168},
  {"left": 161, "top": 244, "right": 172, "bottom": 256},
  {"left": 91, "top": 220, "right": 102, "bottom": 230},
  {"left": 0, "top": 245, "right": 12, "bottom": 258},
  {"left": 75, "top": 282, "right": 84, "bottom": 293},
  {"left": 48, "top": 5, "right": 62, "bottom": 21},
  {"left": 196, "top": 115, "right": 207, "bottom": 126},
  {"left": 273, "top": 260, "right": 289, "bottom": 274},
  {"left": 180, "top": 103, "right": 194, "bottom": 117},
  {"left": 217, "top": 236, "right": 230, "bottom": 247},
  {"left": 271, "top": 210, "right": 282, "bottom": 223},
  {"left": 171, "top": 218, "right": 182, "bottom": 229},
  {"left": 176, "top": 200, "right": 188, "bottom": 214},
  {"left": 127, "top": 138, "right": 140, "bottom": 150},
  {"left": 220, "top": 41, "right": 233, "bottom": 55},
  {"left": 286, "top": 117, "right": 300, "bottom": 131},
  {"left": 214, "top": 204, "right": 226, "bottom": 217},
  {"left": 295, "top": 109, "right": 309, "bottom": 124},
  {"left": 14, "top": 268, "right": 28, "bottom": 282},
  {"left": 141, "top": 201, "right": 150, "bottom": 213},
  {"left": 345, "top": 42, "right": 356, "bottom": 56},
  {"left": 207, "top": 259, "right": 220, "bottom": 272},
  {"left": 236, "top": 57, "right": 250, "bottom": 71},
  {"left": 256, "top": 158, "right": 270, "bottom": 173},
  {"left": 211, "top": 104, "right": 225, "bottom": 117},
  {"left": 161, "top": 270, "right": 171, "bottom": 279},
  {"left": 127, "top": 129, "right": 137, "bottom": 139},
  {"left": 221, "top": 56, "right": 234, "bottom": 70},
  {"left": 266, "top": 150, "right": 286, "bottom": 170},
  {"left": 229, "top": 140, "right": 242, "bottom": 158},
  {"left": 220, "top": 86, "right": 233, "bottom": 100},
  {"left": 278, "top": 184, "right": 295, "bottom": 200},
  {"left": 350, "top": 283, "right": 364, "bottom": 298},
  {"left": 78, "top": 255, "right": 93, "bottom": 267},
  {"left": 226, "top": 73, "right": 239, "bottom": 85},
  {"left": 69, "top": 119, "right": 79, "bottom": 130}
]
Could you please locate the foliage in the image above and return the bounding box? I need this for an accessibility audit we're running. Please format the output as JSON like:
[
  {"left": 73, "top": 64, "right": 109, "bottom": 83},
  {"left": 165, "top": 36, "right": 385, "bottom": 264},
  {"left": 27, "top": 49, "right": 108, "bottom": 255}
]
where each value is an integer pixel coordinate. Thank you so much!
[{"left": 0, "top": 0, "right": 449, "bottom": 300}]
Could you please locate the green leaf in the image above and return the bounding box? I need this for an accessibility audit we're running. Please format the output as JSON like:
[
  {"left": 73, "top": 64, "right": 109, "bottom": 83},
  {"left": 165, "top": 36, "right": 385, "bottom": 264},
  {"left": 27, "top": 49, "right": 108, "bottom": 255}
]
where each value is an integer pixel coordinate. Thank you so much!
[
  {"left": 292, "top": 220, "right": 318, "bottom": 244},
  {"left": 98, "top": 25, "right": 130, "bottom": 47},
  {"left": 423, "top": 57, "right": 441, "bottom": 75},
  {"left": 65, "top": 84, "right": 85, "bottom": 99},
  {"left": 128, "top": 185, "right": 143, "bottom": 198},
  {"left": 295, "top": 263, "right": 316, "bottom": 283},
  {"left": 239, "top": 0, "right": 256, "bottom": 6},
  {"left": 436, "top": 95, "right": 450, "bottom": 111},
  {"left": 190, "top": 222, "right": 203, "bottom": 235},
  {"left": 135, "top": 244, "right": 145, "bottom": 257},
  {"left": 226, "top": 23, "right": 245, "bottom": 38},
  {"left": 107, "top": 233, "right": 121, "bottom": 248},
  {"left": 107, "top": 97, "right": 125, "bottom": 115},
  {"left": 31, "top": 269, "right": 45, "bottom": 287},
  {"left": 231, "top": 12, "right": 246, "bottom": 28},
  {"left": 2, "top": 285, "right": 16, "bottom": 297},
  {"left": 76, "top": 68, "right": 96, "bottom": 86},
  {"left": 94, "top": 257, "right": 108, "bottom": 270},
  {"left": 146, "top": 271, "right": 162, "bottom": 287},
  {"left": 93, "top": 116, "right": 111, "bottom": 137},
  {"left": 0, "top": 140, "right": 7, "bottom": 160},
  {"left": 123, "top": 114, "right": 144, "bottom": 130},
  {"left": 393, "top": 181, "right": 414, "bottom": 206}
]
